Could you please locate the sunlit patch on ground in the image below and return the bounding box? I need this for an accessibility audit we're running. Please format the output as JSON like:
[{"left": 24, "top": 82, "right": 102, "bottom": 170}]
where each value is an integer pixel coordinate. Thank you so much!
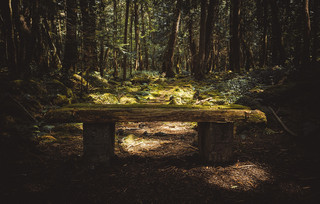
[
  {"left": 115, "top": 122, "right": 197, "bottom": 157},
  {"left": 201, "top": 162, "right": 271, "bottom": 191}
]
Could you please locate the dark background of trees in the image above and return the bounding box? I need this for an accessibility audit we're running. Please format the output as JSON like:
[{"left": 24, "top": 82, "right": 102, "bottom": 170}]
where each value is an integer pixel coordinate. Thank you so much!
[{"left": 0, "top": 0, "right": 319, "bottom": 81}]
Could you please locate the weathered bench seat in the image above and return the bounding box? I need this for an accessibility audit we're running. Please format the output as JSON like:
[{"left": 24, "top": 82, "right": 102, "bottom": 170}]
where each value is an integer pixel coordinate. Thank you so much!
[{"left": 45, "top": 104, "right": 266, "bottom": 164}]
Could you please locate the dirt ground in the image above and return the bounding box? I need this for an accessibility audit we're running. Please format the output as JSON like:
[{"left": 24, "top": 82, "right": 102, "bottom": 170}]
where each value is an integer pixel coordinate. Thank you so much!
[{"left": 2, "top": 119, "right": 320, "bottom": 204}]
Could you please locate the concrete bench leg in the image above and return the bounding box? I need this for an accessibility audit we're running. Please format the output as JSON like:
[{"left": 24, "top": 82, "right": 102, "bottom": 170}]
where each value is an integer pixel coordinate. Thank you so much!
[
  {"left": 83, "top": 122, "right": 115, "bottom": 164},
  {"left": 198, "top": 122, "right": 234, "bottom": 164}
]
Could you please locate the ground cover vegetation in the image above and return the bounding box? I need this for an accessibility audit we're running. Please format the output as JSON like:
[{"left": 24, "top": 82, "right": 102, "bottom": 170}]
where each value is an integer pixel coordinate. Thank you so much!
[{"left": 1, "top": 0, "right": 320, "bottom": 203}]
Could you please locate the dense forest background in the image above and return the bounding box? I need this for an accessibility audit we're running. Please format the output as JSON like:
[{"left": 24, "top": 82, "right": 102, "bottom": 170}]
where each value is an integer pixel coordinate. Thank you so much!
[
  {"left": 1, "top": 0, "right": 319, "bottom": 80},
  {"left": 1, "top": 0, "right": 320, "bottom": 203}
]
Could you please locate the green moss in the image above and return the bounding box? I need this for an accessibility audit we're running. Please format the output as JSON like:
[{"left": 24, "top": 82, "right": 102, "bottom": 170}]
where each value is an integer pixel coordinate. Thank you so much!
[
  {"left": 119, "top": 96, "right": 138, "bottom": 104},
  {"left": 89, "top": 93, "right": 119, "bottom": 104},
  {"left": 63, "top": 103, "right": 250, "bottom": 110},
  {"left": 53, "top": 94, "right": 70, "bottom": 106}
]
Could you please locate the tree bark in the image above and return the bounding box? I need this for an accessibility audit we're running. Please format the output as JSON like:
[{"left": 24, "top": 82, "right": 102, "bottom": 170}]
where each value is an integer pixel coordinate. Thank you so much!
[
  {"left": 162, "top": 0, "right": 182, "bottom": 78},
  {"left": 187, "top": 0, "right": 197, "bottom": 75},
  {"left": 269, "top": 0, "right": 285, "bottom": 66},
  {"left": 63, "top": 0, "right": 78, "bottom": 77},
  {"left": 302, "top": 0, "right": 311, "bottom": 65},
  {"left": 99, "top": 0, "right": 106, "bottom": 77},
  {"left": 123, "top": 0, "right": 130, "bottom": 80},
  {"left": 312, "top": 0, "right": 319, "bottom": 63},
  {"left": 80, "top": 0, "right": 97, "bottom": 74},
  {"left": 134, "top": 0, "right": 140, "bottom": 71},
  {"left": 230, "top": 0, "right": 241, "bottom": 72}
]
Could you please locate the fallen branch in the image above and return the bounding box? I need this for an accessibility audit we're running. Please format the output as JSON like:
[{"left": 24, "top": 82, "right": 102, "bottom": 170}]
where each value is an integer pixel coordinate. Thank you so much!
[{"left": 268, "top": 106, "right": 297, "bottom": 137}]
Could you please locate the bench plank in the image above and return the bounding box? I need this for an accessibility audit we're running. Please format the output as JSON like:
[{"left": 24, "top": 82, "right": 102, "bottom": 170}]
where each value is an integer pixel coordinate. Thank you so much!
[{"left": 45, "top": 104, "right": 266, "bottom": 123}]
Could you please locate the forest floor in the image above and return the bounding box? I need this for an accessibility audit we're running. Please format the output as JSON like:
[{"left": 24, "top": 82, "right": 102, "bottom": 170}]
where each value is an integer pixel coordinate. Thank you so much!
[{"left": 1, "top": 67, "right": 320, "bottom": 203}]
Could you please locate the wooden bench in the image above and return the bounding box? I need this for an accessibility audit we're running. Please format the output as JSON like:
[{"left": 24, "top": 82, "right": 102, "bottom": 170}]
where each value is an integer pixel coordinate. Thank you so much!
[{"left": 45, "top": 104, "right": 266, "bottom": 165}]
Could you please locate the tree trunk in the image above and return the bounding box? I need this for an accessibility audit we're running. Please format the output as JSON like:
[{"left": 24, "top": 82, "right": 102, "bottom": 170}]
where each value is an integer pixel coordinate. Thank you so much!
[
  {"left": 269, "top": 0, "right": 285, "bottom": 66},
  {"left": 113, "top": 0, "right": 118, "bottom": 78},
  {"left": 63, "top": 0, "right": 78, "bottom": 77},
  {"left": 141, "top": 3, "right": 149, "bottom": 71},
  {"left": 123, "top": 0, "right": 130, "bottom": 81},
  {"left": 134, "top": 0, "right": 140, "bottom": 71},
  {"left": 162, "top": 0, "right": 182, "bottom": 78},
  {"left": 312, "top": 0, "right": 320, "bottom": 62},
  {"left": 187, "top": 0, "right": 197, "bottom": 75},
  {"left": 80, "top": 0, "right": 97, "bottom": 74},
  {"left": 204, "top": 0, "right": 218, "bottom": 73},
  {"left": 194, "top": 0, "right": 207, "bottom": 79},
  {"left": 99, "top": 0, "right": 106, "bottom": 77},
  {"left": 312, "top": 0, "right": 319, "bottom": 62},
  {"left": 257, "top": 0, "right": 268, "bottom": 67},
  {"left": 230, "top": 0, "right": 241, "bottom": 72},
  {"left": 302, "top": 0, "right": 311, "bottom": 65}
]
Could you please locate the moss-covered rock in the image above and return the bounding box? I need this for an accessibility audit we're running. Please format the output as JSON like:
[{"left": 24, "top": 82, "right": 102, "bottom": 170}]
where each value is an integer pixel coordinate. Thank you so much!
[
  {"left": 120, "top": 96, "right": 138, "bottom": 104},
  {"left": 89, "top": 93, "right": 119, "bottom": 104},
  {"left": 46, "top": 79, "right": 73, "bottom": 98},
  {"left": 53, "top": 94, "right": 71, "bottom": 106}
]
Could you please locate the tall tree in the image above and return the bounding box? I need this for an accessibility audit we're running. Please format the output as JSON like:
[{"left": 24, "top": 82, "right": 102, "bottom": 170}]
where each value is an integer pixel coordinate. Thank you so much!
[
  {"left": 98, "top": 0, "right": 106, "bottom": 77},
  {"left": 80, "top": 0, "right": 97, "bottom": 74},
  {"left": 63, "top": 0, "right": 78, "bottom": 77},
  {"left": 230, "top": 0, "right": 241, "bottom": 72},
  {"left": 162, "top": 0, "right": 182, "bottom": 78},
  {"left": 113, "top": 0, "right": 119, "bottom": 77},
  {"left": 134, "top": 0, "right": 140, "bottom": 71},
  {"left": 269, "top": 0, "right": 285, "bottom": 66},
  {"left": 257, "top": 0, "right": 268, "bottom": 67},
  {"left": 123, "top": 0, "right": 130, "bottom": 80},
  {"left": 187, "top": 0, "right": 197, "bottom": 75},
  {"left": 302, "top": 0, "right": 311, "bottom": 65},
  {"left": 312, "top": 0, "right": 319, "bottom": 62}
]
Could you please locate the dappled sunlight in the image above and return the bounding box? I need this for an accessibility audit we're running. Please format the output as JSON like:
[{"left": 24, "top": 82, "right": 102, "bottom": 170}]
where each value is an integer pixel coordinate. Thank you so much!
[
  {"left": 118, "top": 134, "right": 170, "bottom": 154},
  {"left": 185, "top": 162, "right": 272, "bottom": 192},
  {"left": 206, "top": 162, "right": 271, "bottom": 191}
]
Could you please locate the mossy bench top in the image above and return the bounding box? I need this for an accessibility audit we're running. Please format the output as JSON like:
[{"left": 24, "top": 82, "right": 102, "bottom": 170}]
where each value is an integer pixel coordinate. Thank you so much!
[{"left": 45, "top": 103, "right": 266, "bottom": 123}]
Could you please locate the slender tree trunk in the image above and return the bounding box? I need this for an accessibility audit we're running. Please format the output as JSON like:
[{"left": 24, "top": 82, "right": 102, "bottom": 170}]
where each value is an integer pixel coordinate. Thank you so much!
[
  {"left": 194, "top": 0, "right": 207, "bottom": 79},
  {"left": 312, "top": 0, "right": 319, "bottom": 62},
  {"left": 99, "top": 0, "right": 106, "bottom": 77},
  {"left": 63, "top": 0, "right": 78, "bottom": 77},
  {"left": 257, "top": 0, "right": 268, "bottom": 67},
  {"left": 80, "top": 0, "right": 97, "bottom": 75},
  {"left": 141, "top": 3, "right": 149, "bottom": 71},
  {"left": 134, "top": 0, "right": 140, "bottom": 71},
  {"left": 302, "top": 0, "right": 311, "bottom": 65},
  {"left": 129, "top": 3, "right": 134, "bottom": 76},
  {"left": 113, "top": 0, "right": 118, "bottom": 78},
  {"left": 204, "top": 0, "right": 218, "bottom": 73},
  {"left": 123, "top": 0, "right": 130, "bottom": 81},
  {"left": 269, "top": 0, "right": 285, "bottom": 66},
  {"left": 230, "top": 0, "right": 241, "bottom": 72},
  {"left": 187, "top": 0, "right": 197, "bottom": 75},
  {"left": 162, "top": 0, "right": 182, "bottom": 78}
]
